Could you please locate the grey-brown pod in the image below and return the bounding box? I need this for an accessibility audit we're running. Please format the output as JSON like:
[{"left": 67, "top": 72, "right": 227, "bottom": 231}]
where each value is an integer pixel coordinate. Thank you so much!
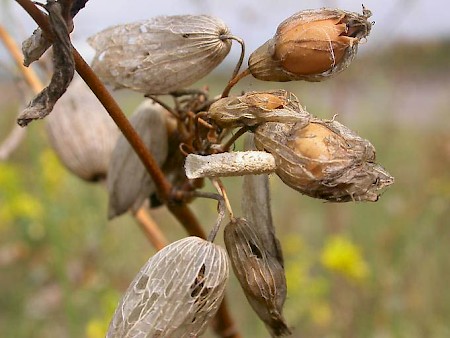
[
  {"left": 107, "top": 236, "right": 229, "bottom": 338},
  {"left": 88, "top": 15, "right": 232, "bottom": 94},
  {"left": 254, "top": 118, "right": 394, "bottom": 202},
  {"left": 107, "top": 100, "right": 169, "bottom": 219},
  {"left": 248, "top": 7, "right": 372, "bottom": 82},
  {"left": 46, "top": 76, "right": 119, "bottom": 182},
  {"left": 207, "top": 89, "right": 310, "bottom": 129},
  {"left": 224, "top": 218, "right": 291, "bottom": 337}
]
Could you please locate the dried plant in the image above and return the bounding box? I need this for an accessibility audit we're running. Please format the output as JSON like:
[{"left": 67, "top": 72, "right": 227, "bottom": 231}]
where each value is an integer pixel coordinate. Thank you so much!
[{"left": 12, "top": 2, "right": 395, "bottom": 337}]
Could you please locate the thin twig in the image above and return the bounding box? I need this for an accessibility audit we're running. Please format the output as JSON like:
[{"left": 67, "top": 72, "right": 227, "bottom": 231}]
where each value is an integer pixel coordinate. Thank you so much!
[
  {"left": 221, "top": 68, "right": 250, "bottom": 98},
  {"left": 133, "top": 207, "right": 168, "bottom": 251},
  {"left": 0, "top": 24, "right": 42, "bottom": 93},
  {"left": 220, "top": 34, "right": 245, "bottom": 81}
]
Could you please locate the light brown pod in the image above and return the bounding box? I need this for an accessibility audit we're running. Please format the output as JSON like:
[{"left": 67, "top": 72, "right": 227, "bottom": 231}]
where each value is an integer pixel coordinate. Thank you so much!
[
  {"left": 224, "top": 218, "right": 291, "bottom": 337},
  {"left": 107, "top": 100, "right": 168, "bottom": 219},
  {"left": 46, "top": 76, "right": 119, "bottom": 182},
  {"left": 106, "top": 236, "right": 229, "bottom": 338},
  {"left": 254, "top": 118, "right": 394, "bottom": 202},
  {"left": 248, "top": 7, "right": 372, "bottom": 82},
  {"left": 207, "top": 89, "right": 310, "bottom": 128},
  {"left": 88, "top": 15, "right": 232, "bottom": 94}
]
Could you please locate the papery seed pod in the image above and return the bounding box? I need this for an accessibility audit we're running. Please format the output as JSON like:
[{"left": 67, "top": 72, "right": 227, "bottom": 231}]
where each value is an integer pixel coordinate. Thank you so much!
[
  {"left": 107, "top": 236, "right": 229, "bottom": 338},
  {"left": 107, "top": 100, "right": 168, "bottom": 219},
  {"left": 46, "top": 76, "right": 119, "bottom": 182},
  {"left": 248, "top": 7, "right": 372, "bottom": 82},
  {"left": 208, "top": 89, "right": 310, "bottom": 128},
  {"left": 224, "top": 218, "right": 291, "bottom": 337},
  {"left": 254, "top": 118, "right": 394, "bottom": 202},
  {"left": 88, "top": 15, "right": 232, "bottom": 94},
  {"left": 242, "top": 134, "right": 284, "bottom": 265}
]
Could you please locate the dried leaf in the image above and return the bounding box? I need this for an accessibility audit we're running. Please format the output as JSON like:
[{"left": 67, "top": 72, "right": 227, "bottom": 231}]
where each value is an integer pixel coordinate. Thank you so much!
[
  {"left": 107, "top": 100, "right": 169, "bottom": 219},
  {"left": 46, "top": 76, "right": 119, "bottom": 181},
  {"left": 107, "top": 236, "right": 229, "bottom": 338},
  {"left": 18, "top": 1, "right": 75, "bottom": 127},
  {"left": 88, "top": 15, "right": 232, "bottom": 94}
]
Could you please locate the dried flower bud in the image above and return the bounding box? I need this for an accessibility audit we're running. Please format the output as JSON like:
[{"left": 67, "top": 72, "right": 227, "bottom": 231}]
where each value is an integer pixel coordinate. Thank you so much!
[
  {"left": 254, "top": 118, "right": 394, "bottom": 202},
  {"left": 224, "top": 218, "right": 291, "bottom": 337},
  {"left": 107, "top": 236, "right": 229, "bottom": 338},
  {"left": 248, "top": 7, "right": 372, "bottom": 82},
  {"left": 88, "top": 15, "right": 232, "bottom": 94},
  {"left": 46, "top": 76, "right": 119, "bottom": 182},
  {"left": 107, "top": 100, "right": 169, "bottom": 219},
  {"left": 208, "top": 89, "right": 310, "bottom": 128}
]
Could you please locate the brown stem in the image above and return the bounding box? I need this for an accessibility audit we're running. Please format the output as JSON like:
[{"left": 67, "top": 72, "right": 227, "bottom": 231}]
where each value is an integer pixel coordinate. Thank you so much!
[
  {"left": 133, "top": 207, "right": 168, "bottom": 251},
  {"left": 221, "top": 68, "right": 250, "bottom": 98},
  {"left": 15, "top": 1, "right": 240, "bottom": 336},
  {"left": 0, "top": 24, "right": 43, "bottom": 93}
]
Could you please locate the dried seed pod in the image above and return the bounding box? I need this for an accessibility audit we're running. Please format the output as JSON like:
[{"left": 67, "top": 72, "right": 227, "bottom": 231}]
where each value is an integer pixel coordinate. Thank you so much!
[
  {"left": 242, "top": 134, "right": 284, "bottom": 265},
  {"left": 208, "top": 89, "right": 310, "bottom": 128},
  {"left": 254, "top": 118, "right": 394, "bottom": 202},
  {"left": 248, "top": 7, "right": 372, "bottom": 82},
  {"left": 224, "top": 218, "right": 291, "bottom": 337},
  {"left": 107, "top": 236, "right": 229, "bottom": 338},
  {"left": 46, "top": 76, "right": 119, "bottom": 182},
  {"left": 88, "top": 15, "right": 232, "bottom": 94},
  {"left": 107, "top": 100, "right": 168, "bottom": 219}
]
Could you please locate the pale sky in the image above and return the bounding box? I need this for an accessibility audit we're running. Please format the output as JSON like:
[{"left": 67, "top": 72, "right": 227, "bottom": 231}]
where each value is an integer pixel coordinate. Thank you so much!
[{"left": 1, "top": 0, "right": 449, "bottom": 67}]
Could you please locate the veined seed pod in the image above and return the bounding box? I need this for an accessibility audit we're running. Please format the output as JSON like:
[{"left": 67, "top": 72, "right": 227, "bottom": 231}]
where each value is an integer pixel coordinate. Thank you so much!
[
  {"left": 88, "top": 15, "right": 233, "bottom": 94},
  {"left": 107, "top": 100, "right": 168, "bottom": 219},
  {"left": 248, "top": 7, "right": 372, "bottom": 82},
  {"left": 46, "top": 76, "right": 119, "bottom": 182},
  {"left": 224, "top": 218, "right": 290, "bottom": 337},
  {"left": 254, "top": 118, "right": 394, "bottom": 202},
  {"left": 107, "top": 236, "right": 229, "bottom": 338},
  {"left": 208, "top": 89, "right": 310, "bottom": 128}
]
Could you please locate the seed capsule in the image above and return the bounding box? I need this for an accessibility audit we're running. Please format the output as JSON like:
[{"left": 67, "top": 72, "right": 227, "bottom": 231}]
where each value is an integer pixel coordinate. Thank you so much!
[
  {"left": 107, "top": 236, "right": 229, "bottom": 338},
  {"left": 207, "top": 89, "right": 310, "bottom": 128},
  {"left": 88, "top": 15, "right": 233, "bottom": 94},
  {"left": 254, "top": 118, "right": 394, "bottom": 202},
  {"left": 107, "top": 100, "right": 169, "bottom": 219},
  {"left": 248, "top": 7, "right": 372, "bottom": 82},
  {"left": 224, "top": 218, "right": 291, "bottom": 337},
  {"left": 46, "top": 76, "right": 119, "bottom": 182}
]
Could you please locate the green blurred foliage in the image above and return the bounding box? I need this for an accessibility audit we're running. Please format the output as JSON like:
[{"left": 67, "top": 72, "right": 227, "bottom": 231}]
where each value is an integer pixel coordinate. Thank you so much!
[{"left": 1, "top": 39, "right": 450, "bottom": 338}]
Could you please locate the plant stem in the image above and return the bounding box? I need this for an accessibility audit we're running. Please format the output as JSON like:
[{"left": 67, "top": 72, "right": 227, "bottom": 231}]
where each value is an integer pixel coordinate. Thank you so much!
[
  {"left": 133, "top": 207, "right": 168, "bottom": 251},
  {"left": 0, "top": 24, "right": 42, "bottom": 93},
  {"left": 221, "top": 68, "right": 250, "bottom": 98}
]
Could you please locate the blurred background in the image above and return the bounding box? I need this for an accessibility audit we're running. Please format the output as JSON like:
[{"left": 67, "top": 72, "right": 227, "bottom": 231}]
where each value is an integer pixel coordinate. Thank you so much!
[{"left": 1, "top": 0, "right": 450, "bottom": 337}]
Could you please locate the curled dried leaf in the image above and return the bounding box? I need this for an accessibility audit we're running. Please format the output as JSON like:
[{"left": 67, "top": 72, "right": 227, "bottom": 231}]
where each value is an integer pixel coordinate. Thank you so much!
[
  {"left": 107, "top": 236, "right": 229, "bottom": 338},
  {"left": 224, "top": 218, "right": 291, "bottom": 337},
  {"left": 254, "top": 117, "right": 394, "bottom": 202},
  {"left": 208, "top": 89, "right": 310, "bottom": 128},
  {"left": 18, "top": 1, "right": 75, "bottom": 127},
  {"left": 46, "top": 76, "right": 119, "bottom": 182},
  {"left": 248, "top": 7, "right": 372, "bottom": 82},
  {"left": 89, "top": 15, "right": 233, "bottom": 94},
  {"left": 107, "top": 100, "right": 169, "bottom": 219}
]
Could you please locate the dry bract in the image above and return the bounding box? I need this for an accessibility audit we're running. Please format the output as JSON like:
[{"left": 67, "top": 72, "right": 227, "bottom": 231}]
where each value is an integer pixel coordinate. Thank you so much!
[
  {"left": 46, "top": 77, "right": 119, "bottom": 182},
  {"left": 107, "top": 100, "right": 169, "bottom": 219},
  {"left": 88, "top": 15, "right": 232, "bottom": 94},
  {"left": 254, "top": 118, "right": 394, "bottom": 202},
  {"left": 207, "top": 89, "right": 310, "bottom": 128},
  {"left": 106, "top": 236, "right": 229, "bottom": 338},
  {"left": 224, "top": 218, "right": 290, "bottom": 337},
  {"left": 248, "top": 7, "right": 372, "bottom": 82}
]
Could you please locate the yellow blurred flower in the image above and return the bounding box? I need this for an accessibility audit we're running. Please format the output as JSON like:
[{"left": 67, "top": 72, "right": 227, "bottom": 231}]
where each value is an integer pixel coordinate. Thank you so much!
[
  {"left": 310, "top": 301, "right": 332, "bottom": 327},
  {"left": 320, "top": 235, "right": 369, "bottom": 282},
  {"left": 40, "top": 149, "right": 66, "bottom": 193},
  {"left": 86, "top": 318, "right": 109, "bottom": 338}
]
